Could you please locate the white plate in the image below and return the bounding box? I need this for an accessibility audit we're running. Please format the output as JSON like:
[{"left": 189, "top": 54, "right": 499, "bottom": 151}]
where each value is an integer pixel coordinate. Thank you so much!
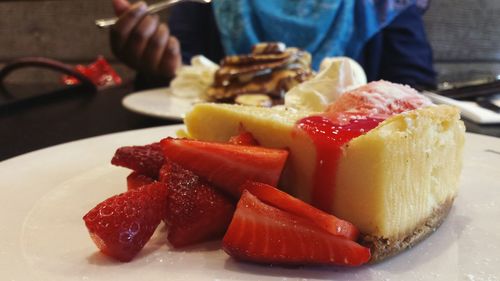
[
  {"left": 1, "top": 126, "right": 500, "bottom": 280},
  {"left": 122, "top": 88, "right": 198, "bottom": 120},
  {"left": 423, "top": 92, "right": 500, "bottom": 124}
]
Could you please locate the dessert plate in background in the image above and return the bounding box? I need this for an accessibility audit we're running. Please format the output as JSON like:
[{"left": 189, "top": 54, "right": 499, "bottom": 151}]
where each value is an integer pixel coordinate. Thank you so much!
[
  {"left": 122, "top": 87, "right": 199, "bottom": 121},
  {"left": 1, "top": 125, "right": 500, "bottom": 280}
]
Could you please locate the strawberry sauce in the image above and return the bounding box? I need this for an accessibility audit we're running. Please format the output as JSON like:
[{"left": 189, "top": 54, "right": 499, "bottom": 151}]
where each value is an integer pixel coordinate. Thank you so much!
[{"left": 296, "top": 116, "right": 383, "bottom": 212}]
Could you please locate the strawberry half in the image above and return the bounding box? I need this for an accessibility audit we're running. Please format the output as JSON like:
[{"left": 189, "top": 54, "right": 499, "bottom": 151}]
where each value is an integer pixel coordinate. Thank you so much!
[
  {"left": 223, "top": 190, "right": 371, "bottom": 266},
  {"left": 83, "top": 182, "right": 168, "bottom": 262},
  {"left": 240, "top": 181, "right": 359, "bottom": 240},
  {"left": 228, "top": 132, "right": 259, "bottom": 146},
  {"left": 126, "top": 172, "right": 155, "bottom": 191},
  {"left": 111, "top": 142, "right": 164, "bottom": 178},
  {"left": 159, "top": 160, "right": 235, "bottom": 248},
  {"left": 160, "top": 138, "right": 288, "bottom": 198}
]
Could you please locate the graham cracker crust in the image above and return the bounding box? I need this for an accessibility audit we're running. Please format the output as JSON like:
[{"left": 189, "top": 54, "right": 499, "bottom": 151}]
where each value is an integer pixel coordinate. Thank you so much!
[{"left": 361, "top": 198, "right": 454, "bottom": 263}]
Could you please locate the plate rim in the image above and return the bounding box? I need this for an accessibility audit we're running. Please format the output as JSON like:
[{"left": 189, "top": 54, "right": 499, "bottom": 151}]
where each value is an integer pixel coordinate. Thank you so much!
[{"left": 121, "top": 87, "right": 196, "bottom": 121}]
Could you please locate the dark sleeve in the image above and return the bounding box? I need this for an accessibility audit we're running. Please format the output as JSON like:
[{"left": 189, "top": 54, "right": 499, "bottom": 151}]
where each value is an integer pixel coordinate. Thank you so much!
[
  {"left": 135, "top": 3, "right": 224, "bottom": 90},
  {"left": 358, "top": 5, "right": 437, "bottom": 90},
  {"left": 167, "top": 3, "right": 225, "bottom": 65}
]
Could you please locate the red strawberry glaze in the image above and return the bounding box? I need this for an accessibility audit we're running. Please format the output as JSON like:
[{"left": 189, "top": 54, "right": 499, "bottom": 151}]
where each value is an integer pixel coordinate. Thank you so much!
[{"left": 295, "top": 115, "right": 383, "bottom": 212}]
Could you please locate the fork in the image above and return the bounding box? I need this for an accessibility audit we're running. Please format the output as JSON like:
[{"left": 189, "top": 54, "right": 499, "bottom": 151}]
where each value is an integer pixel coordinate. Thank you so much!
[{"left": 95, "top": 0, "right": 212, "bottom": 28}]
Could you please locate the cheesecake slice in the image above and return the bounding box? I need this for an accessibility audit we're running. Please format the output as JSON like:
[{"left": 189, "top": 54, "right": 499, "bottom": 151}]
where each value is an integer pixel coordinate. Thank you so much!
[{"left": 184, "top": 102, "right": 465, "bottom": 261}]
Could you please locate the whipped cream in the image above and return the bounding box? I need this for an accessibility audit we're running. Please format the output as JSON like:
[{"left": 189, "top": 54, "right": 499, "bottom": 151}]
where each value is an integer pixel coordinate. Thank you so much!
[
  {"left": 170, "top": 55, "right": 219, "bottom": 99},
  {"left": 284, "top": 57, "right": 366, "bottom": 111}
]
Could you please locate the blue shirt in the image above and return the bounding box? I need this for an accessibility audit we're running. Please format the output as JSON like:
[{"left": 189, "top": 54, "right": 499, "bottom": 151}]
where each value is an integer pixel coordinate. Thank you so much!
[{"left": 164, "top": 3, "right": 437, "bottom": 90}]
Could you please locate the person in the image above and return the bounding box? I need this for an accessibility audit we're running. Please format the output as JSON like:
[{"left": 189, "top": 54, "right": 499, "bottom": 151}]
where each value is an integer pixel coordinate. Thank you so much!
[{"left": 110, "top": 0, "right": 437, "bottom": 90}]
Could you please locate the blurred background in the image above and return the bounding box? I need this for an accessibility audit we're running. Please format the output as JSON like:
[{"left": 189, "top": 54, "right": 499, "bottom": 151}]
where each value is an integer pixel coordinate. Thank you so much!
[
  {"left": 0, "top": 0, "right": 137, "bottom": 88},
  {"left": 0, "top": 0, "right": 499, "bottom": 87},
  {"left": 1, "top": 0, "right": 499, "bottom": 160}
]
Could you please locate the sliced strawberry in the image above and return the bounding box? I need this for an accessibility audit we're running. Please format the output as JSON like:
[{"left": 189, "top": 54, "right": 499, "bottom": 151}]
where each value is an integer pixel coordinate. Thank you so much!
[
  {"left": 160, "top": 138, "right": 288, "bottom": 198},
  {"left": 240, "top": 181, "right": 359, "bottom": 240},
  {"left": 111, "top": 142, "right": 164, "bottom": 178},
  {"left": 223, "top": 190, "right": 371, "bottom": 266},
  {"left": 159, "top": 160, "right": 235, "bottom": 248},
  {"left": 126, "top": 172, "right": 155, "bottom": 191},
  {"left": 228, "top": 132, "right": 259, "bottom": 146},
  {"left": 83, "top": 182, "right": 168, "bottom": 262}
]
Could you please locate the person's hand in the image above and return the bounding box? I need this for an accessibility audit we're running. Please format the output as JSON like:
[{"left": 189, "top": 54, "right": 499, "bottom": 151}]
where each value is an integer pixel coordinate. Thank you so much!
[{"left": 110, "top": 0, "right": 182, "bottom": 80}]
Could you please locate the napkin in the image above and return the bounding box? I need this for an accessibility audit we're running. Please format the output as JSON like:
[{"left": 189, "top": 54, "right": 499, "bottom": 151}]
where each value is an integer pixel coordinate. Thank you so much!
[{"left": 423, "top": 92, "right": 500, "bottom": 124}]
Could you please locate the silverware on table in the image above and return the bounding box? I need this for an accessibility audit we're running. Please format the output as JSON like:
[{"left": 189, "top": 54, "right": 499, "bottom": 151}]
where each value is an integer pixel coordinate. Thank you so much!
[
  {"left": 476, "top": 96, "right": 500, "bottom": 113},
  {"left": 436, "top": 79, "right": 500, "bottom": 100},
  {"left": 95, "top": 0, "right": 212, "bottom": 28}
]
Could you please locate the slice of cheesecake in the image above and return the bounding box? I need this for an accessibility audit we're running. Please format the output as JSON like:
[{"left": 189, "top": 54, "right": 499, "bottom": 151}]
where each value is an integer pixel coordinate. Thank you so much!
[{"left": 184, "top": 103, "right": 465, "bottom": 261}]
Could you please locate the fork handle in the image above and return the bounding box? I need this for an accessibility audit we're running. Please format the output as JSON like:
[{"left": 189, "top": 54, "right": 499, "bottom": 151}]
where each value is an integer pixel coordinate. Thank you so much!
[
  {"left": 95, "top": 0, "right": 179, "bottom": 29},
  {"left": 95, "top": 18, "right": 119, "bottom": 28}
]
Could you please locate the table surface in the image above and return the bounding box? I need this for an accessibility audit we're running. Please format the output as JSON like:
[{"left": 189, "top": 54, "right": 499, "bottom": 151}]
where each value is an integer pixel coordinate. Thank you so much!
[
  {"left": 0, "top": 82, "right": 176, "bottom": 161},
  {"left": 1, "top": 82, "right": 499, "bottom": 162}
]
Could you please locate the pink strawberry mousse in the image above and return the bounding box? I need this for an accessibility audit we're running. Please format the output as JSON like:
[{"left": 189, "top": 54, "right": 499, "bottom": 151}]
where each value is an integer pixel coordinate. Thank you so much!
[{"left": 325, "top": 80, "right": 433, "bottom": 122}]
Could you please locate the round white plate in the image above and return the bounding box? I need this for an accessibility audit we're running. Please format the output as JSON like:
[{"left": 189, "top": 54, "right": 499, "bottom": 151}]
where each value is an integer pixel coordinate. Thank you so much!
[
  {"left": 122, "top": 88, "right": 199, "bottom": 120},
  {"left": 1, "top": 126, "right": 500, "bottom": 280}
]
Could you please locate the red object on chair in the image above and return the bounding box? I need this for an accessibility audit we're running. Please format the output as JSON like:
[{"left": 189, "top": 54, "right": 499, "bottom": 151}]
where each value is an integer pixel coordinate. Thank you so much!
[{"left": 62, "top": 56, "right": 122, "bottom": 87}]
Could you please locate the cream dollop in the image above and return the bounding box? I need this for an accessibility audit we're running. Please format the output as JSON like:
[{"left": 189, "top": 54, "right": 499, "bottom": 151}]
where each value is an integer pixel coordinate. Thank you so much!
[
  {"left": 170, "top": 55, "right": 219, "bottom": 99},
  {"left": 284, "top": 57, "right": 366, "bottom": 111},
  {"left": 325, "top": 80, "right": 434, "bottom": 122}
]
